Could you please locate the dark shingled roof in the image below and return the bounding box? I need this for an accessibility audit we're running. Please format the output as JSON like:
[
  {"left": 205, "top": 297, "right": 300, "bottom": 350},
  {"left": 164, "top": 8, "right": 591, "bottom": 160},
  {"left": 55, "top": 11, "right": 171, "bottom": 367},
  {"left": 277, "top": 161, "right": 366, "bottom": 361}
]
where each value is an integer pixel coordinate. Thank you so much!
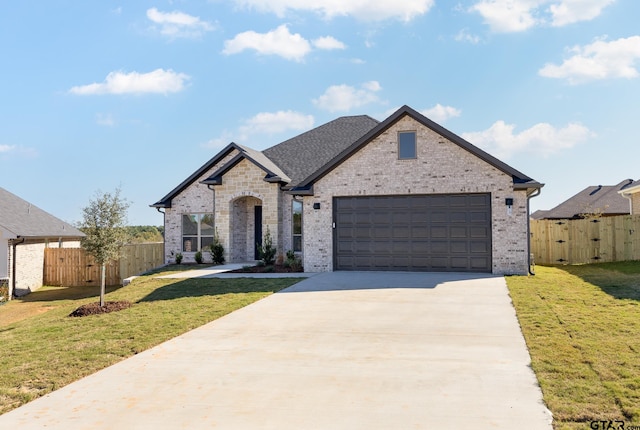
[
  {"left": 0, "top": 187, "right": 85, "bottom": 239},
  {"left": 537, "top": 179, "right": 636, "bottom": 219},
  {"left": 152, "top": 106, "right": 542, "bottom": 208},
  {"left": 262, "top": 115, "right": 380, "bottom": 186}
]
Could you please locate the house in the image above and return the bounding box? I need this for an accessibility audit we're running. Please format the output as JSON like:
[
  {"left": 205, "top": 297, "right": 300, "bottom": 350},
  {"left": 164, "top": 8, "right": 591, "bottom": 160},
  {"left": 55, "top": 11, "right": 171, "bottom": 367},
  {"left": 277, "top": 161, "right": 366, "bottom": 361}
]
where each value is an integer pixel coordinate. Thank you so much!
[
  {"left": 532, "top": 179, "right": 637, "bottom": 220},
  {"left": 0, "top": 187, "right": 85, "bottom": 299},
  {"left": 152, "top": 105, "right": 543, "bottom": 275},
  {"left": 619, "top": 180, "right": 640, "bottom": 214}
]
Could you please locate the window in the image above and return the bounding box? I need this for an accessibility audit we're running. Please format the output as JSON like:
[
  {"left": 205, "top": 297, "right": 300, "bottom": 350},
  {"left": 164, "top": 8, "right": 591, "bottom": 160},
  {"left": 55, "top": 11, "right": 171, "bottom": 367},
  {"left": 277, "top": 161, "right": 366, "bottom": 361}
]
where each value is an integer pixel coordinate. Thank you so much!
[
  {"left": 292, "top": 200, "right": 303, "bottom": 252},
  {"left": 398, "top": 131, "right": 417, "bottom": 159},
  {"left": 182, "top": 213, "right": 214, "bottom": 252}
]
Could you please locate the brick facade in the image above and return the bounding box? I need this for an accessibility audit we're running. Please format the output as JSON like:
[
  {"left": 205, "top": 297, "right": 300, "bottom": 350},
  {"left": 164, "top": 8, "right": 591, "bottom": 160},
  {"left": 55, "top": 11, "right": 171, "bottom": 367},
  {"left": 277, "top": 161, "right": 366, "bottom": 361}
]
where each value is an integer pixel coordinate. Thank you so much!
[
  {"left": 160, "top": 109, "right": 537, "bottom": 275},
  {"left": 302, "top": 116, "right": 530, "bottom": 275},
  {"left": 632, "top": 192, "right": 640, "bottom": 215},
  {"left": 163, "top": 155, "right": 285, "bottom": 264}
]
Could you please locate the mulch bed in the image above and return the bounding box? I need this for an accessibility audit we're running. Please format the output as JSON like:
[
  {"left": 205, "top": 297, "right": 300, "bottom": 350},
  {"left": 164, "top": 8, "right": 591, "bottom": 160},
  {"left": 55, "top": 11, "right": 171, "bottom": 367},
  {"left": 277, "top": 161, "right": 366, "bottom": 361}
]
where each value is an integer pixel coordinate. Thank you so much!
[
  {"left": 228, "top": 264, "right": 303, "bottom": 274},
  {"left": 69, "top": 301, "right": 132, "bottom": 317}
]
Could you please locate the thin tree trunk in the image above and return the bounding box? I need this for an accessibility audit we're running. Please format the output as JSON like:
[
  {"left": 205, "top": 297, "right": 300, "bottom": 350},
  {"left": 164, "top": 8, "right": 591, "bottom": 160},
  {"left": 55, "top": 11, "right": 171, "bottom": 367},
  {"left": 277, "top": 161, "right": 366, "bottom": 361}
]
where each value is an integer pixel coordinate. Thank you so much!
[{"left": 100, "top": 263, "right": 106, "bottom": 307}]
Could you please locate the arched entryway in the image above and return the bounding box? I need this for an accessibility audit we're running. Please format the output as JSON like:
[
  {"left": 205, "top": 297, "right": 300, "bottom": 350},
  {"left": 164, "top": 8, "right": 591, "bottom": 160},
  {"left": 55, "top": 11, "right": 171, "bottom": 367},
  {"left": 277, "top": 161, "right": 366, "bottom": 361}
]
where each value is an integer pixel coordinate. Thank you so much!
[{"left": 230, "top": 196, "right": 263, "bottom": 263}]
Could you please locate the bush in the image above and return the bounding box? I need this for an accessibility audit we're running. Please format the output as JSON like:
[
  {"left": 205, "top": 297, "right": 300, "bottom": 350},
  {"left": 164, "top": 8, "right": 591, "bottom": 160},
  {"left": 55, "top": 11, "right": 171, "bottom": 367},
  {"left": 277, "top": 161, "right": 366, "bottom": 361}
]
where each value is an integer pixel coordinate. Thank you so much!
[
  {"left": 174, "top": 252, "right": 183, "bottom": 264},
  {"left": 210, "top": 229, "right": 225, "bottom": 265},
  {"left": 195, "top": 251, "right": 203, "bottom": 264},
  {"left": 284, "top": 249, "right": 303, "bottom": 272},
  {"left": 257, "top": 227, "right": 276, "bottom": 266}
]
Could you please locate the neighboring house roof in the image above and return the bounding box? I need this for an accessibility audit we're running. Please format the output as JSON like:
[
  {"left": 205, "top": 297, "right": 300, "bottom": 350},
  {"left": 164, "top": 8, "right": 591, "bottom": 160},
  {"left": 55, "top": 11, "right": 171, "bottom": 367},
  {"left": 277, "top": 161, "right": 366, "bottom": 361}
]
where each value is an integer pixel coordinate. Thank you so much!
[
  {"left": 530, "top": 210, "right": 550, "bottom": 220},
  {"left": 536, "top": 179, "right": 636, "bottom": 219},
  {"left": 152, "top": 105, "right": 542, "bottom": 208},
  {"left": 0, "top": 187, "right": 85, "bottom": 239},
  {"left": 619, "top": 179, "right": 640, "bottom": 196}
]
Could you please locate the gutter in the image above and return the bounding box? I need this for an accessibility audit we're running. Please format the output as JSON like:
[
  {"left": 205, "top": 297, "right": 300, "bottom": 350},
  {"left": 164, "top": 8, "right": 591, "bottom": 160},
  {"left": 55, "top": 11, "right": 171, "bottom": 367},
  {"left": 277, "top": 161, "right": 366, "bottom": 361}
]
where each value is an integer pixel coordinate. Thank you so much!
[{"left": 527, "top": 188, "right": 542, "bottom": 275}]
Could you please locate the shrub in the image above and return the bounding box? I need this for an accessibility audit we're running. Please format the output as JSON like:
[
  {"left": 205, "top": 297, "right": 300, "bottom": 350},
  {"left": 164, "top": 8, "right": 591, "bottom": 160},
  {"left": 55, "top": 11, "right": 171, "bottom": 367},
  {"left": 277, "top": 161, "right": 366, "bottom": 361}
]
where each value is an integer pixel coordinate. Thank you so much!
[
  {"left": 195, "top": 251, "right": 203, "bottom": 264},
  {"left": 175, "top": 252, "right": 183, "bottom": 264},
  {"left": 210, "top": 229, "right": 225, "bottom": 265},
  {"left": 284, "top": 249, "right": 303, "bottom": 272},
  {"left": 257, "top": 227, "right": 276, "bottom": 266}
]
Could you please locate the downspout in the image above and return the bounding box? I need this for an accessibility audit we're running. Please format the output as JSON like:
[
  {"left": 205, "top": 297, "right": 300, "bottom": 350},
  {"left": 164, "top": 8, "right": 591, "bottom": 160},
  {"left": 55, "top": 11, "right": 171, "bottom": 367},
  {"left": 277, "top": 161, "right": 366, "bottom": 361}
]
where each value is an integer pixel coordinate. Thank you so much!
[
  {"left": 11, "top": 237, "right": 26, "bottom": 299},
  {"left": 156, "top": 207, "right": 166, "bottom": 264},
  {"left": 527, "top": 188, "right": 542, "bottom": 275},
  {"left": 619, "top": 190, "right": 633, "bottom": 215}
]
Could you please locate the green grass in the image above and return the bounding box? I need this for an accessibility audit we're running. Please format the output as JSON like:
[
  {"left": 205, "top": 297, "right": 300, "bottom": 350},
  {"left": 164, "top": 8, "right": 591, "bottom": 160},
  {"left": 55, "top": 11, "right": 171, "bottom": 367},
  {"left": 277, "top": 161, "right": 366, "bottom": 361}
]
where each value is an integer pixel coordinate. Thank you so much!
[
  {"left": 0, "top": 268, "right": 302, "bottom": 415},
  {"left": 506, "top": 262, "right": 640, "bottom": 430}
]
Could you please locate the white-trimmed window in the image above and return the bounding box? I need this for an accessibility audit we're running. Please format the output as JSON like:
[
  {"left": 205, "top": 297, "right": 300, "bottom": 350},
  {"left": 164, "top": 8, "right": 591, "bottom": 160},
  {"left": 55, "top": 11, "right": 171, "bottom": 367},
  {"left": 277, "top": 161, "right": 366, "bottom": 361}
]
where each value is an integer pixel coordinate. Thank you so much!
[
  {"left": 292, "top": 200, "right": 303, "bottom": 252},
  {"left": 182, "top": 213, "right": 214, "bottom": 252},
  {"left": 398, "top": 131, "right": 417, "bottom": 159}
]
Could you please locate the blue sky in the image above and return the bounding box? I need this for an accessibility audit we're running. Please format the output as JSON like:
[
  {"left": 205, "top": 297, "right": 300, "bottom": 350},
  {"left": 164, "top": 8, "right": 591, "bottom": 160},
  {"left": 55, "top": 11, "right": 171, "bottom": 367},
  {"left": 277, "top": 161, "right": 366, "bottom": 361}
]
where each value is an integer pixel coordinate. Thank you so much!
[{"left": 1, "top": 0, "right": 638, "bottom": 226}]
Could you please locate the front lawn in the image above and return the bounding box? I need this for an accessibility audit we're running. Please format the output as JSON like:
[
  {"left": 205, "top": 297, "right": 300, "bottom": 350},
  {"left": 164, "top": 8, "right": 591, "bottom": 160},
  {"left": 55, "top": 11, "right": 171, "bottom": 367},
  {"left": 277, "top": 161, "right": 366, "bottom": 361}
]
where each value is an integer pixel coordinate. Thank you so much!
[
  {"left": 0, "top": 268, "right": 302, "bottom": 415},
  {"left": 506, "top": 262, "right": 640, "bottom": 430}
]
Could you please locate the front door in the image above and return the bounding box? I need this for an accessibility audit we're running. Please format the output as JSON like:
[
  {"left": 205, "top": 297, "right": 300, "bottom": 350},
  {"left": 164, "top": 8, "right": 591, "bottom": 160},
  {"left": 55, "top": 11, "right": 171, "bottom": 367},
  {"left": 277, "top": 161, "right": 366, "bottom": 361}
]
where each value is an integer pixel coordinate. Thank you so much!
[{"left": 254, "top": 206, "right": 262, "bottom": 260}]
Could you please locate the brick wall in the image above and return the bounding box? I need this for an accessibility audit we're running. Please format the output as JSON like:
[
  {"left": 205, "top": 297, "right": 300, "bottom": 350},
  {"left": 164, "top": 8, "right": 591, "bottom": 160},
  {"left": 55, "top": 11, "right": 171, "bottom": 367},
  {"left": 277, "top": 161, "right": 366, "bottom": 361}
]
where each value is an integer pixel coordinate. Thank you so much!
[
  {"left": 632, "top": 192, "right": 640, "bottom": 215},
  {"left": 303, "top": 115, "right": 530, "bottom": 275},
  {"left": 212, "top": 159, "right": 282, "bottom": 263},
  {"left": 14, "top": 242, "right": 46, "bottom": 296},
  {"left": 164, "top": 150, "right": 239, "bottom": 264},
  {"left": 164, "top": 154, "right": 284, "bottom": 264}
]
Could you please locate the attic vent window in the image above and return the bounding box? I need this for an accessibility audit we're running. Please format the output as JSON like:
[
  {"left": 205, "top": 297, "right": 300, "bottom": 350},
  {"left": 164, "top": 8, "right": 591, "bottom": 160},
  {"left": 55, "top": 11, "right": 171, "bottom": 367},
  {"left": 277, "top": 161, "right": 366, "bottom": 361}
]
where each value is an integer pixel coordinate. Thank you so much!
[{"left": 398, "top": 131, "right": 417, "bottom": 159}]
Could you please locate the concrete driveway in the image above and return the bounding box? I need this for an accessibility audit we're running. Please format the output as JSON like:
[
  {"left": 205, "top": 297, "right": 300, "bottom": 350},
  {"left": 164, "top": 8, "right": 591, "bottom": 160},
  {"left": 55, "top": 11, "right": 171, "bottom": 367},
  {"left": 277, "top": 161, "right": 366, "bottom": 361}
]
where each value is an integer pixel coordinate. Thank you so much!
[{"left": 0, "top": 272, "right": 552, "bottom": 429}]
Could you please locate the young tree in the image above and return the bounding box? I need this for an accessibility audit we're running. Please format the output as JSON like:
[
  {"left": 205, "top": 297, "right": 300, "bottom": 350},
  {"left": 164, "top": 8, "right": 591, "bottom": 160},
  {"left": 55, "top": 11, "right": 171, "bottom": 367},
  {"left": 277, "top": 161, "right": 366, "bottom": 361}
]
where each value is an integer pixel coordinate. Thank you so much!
[{"left": 79, "top": 188, "right": 130, "bottom": 307}]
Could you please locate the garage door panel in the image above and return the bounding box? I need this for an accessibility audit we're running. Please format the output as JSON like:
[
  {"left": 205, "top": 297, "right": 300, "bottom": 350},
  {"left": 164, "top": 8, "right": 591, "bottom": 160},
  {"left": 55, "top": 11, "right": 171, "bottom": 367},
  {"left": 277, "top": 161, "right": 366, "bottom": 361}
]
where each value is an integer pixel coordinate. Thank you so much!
[
  {"left": 450, "top": 226, "right": 468, "bottom": 238},
  {"left": 334, "top": 194, "right": 491, "bottom": 272}
]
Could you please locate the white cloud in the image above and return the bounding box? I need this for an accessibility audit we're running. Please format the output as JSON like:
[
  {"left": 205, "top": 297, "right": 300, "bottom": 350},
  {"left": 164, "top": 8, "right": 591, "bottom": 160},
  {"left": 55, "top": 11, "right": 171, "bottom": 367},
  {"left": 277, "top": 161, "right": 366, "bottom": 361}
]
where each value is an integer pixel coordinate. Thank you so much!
[
  {"left": 421, "top": 104, "right": 462, "bottom": 122},
  {"left": 69, "top": 69, "right": 190, "bottom": 95},
  {"left": 240, "top": 110, "right": 315, "bottom": 135},
  {"left": 96, "top": 113, "right": 116, "bottom": 127},
  {"left": 0, "top": 144, "right": 15, "bottom": 153},
  {"left": 313, "top": 81, "right": 382, "bottom": 112},
  {"left": 233, "top": 0, "right": 434, "bottom": 22},
  {"left": 454, "top": 29, "right": 481, "bottom": 44},
  {"left": 462, "top": 120, "right": 594, "bottom": 158},
  {"left": 549, "top": 0, "right": 615, "bottom": 26},
  {"left": 0, "top": 144, "right": 38, "bottom": 157},
  {"left": 539, "top": 36, "right": 640, "bottom": 84},
  {"left": 312, "top": 36, "right": 346, "bottom": 50},
  {"left": 203, "top": 110, "right": 314, "bottom": 149},
  {"left": 223, "top": 25, "right": 312, "bottom": 62},
  {"left": 470, "top": 0, "right": 615, "bottom": 32},
  {"left": 470, "top": 0, "right": 543, "bottom": 32},
  {"left": 147, "top": 7, "right": 214, "bottom": 38}
]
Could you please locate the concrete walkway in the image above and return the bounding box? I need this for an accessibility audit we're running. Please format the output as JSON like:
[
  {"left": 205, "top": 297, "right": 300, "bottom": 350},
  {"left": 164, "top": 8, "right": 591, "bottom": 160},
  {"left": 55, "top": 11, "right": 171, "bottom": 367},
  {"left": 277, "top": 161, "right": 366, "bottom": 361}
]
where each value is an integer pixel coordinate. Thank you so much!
[
  {"left": 156, "top": 263, "right": 318, "bottom": 279},
  {"left": 0, "top": 272, "right": 552, "bottom": 429}
]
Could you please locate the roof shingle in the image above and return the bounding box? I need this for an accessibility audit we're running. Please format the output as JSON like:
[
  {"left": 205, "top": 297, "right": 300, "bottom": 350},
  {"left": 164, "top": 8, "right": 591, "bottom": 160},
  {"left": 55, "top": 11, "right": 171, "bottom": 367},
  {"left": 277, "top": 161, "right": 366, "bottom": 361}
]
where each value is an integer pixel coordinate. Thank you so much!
[{"left": 0, "top": 187, "right": 85, "bottom": 238}]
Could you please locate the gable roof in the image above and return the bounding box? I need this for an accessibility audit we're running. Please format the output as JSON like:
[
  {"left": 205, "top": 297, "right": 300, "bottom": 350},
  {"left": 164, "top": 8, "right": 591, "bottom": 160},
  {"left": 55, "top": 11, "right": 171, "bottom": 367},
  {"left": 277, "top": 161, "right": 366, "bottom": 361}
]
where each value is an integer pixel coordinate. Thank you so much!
[
  {"left": 152, "top": 105, "right": 542, "bottom": 207},
  {"left": 536, "top": 179, "right": 635, "bottom": 219},
  {"left": 0, "top": 187, "right": 85, "bottom": 239},
  {"left": 293, "top": 105, "right": 542, "bottom": 192},
  {"left": 263, "top": 115, "right": 380, "bottom": 186},
  {"left": 151, "top": 143, "right": 291, "bottom": 208}
]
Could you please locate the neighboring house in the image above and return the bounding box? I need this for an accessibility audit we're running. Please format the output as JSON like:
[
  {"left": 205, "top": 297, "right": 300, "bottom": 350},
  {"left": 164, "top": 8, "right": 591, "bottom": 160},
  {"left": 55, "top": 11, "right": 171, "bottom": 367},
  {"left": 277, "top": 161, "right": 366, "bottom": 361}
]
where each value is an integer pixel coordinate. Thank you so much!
[
  {"left": 618, "top": 180, "right": 640, "bottom": 215},
  {"left": 152, "top": 105, "right": 543, "bottom": 275},
  {"left": 532, "top": 179, "right": 637, "bottom": 220},
  {"left": 0, "top": 187, "right": 85, "bottom": 298}
]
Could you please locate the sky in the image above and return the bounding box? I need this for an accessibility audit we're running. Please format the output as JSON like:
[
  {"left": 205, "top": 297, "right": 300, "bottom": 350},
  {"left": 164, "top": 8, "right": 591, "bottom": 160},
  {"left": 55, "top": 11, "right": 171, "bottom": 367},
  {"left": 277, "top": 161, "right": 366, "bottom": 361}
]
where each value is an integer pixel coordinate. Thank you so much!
[{"left": 1, "top": 0, "right": 639, "bottom": 227}]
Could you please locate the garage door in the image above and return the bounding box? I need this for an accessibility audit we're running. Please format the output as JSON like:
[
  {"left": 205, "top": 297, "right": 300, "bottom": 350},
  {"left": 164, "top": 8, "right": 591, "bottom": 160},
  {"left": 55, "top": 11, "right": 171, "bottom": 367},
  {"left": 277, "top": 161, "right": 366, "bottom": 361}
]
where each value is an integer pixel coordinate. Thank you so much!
[{"left": 333, "top": 194, "right": 492, "bottom": 272}]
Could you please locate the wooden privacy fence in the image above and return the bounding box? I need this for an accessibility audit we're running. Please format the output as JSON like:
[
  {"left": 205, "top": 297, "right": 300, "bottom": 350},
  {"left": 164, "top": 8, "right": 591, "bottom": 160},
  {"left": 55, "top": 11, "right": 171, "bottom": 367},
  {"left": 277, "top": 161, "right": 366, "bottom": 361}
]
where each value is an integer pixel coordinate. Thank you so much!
[
  {"left": 530, "top": 215, "right": 640, "bottom": 265},
  {"left": 44, "top": 243, "right": 164, "bottom": 287}
]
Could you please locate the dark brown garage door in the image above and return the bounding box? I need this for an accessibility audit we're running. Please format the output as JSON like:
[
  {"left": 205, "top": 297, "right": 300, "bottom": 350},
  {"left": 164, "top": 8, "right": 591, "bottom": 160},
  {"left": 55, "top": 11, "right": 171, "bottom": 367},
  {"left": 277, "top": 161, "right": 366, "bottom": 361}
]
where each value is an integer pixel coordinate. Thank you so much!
[{"left": 334, "top": 194, "right": 492, "bottom": 272}]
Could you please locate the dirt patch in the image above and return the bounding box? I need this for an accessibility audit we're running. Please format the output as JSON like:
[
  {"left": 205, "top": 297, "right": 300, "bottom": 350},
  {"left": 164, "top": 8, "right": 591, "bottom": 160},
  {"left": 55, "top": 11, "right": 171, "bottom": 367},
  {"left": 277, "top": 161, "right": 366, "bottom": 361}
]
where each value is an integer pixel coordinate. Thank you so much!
[
  {"left": 228, "top": 264, "right": 303, "bottom": 274},
  {"left": 69, "top": 301, "right": 132, "bottom": 317}
]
